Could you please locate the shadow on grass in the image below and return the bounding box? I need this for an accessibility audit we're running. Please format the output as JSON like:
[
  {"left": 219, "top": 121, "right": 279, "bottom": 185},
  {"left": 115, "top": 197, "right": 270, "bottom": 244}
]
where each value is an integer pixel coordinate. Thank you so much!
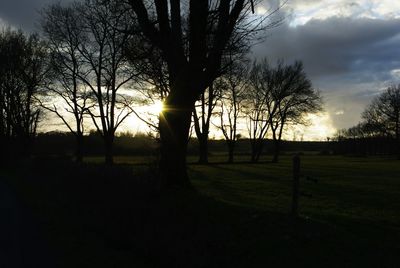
[{"left": 1, "top": 158, "right": 399, "bottom": 268}]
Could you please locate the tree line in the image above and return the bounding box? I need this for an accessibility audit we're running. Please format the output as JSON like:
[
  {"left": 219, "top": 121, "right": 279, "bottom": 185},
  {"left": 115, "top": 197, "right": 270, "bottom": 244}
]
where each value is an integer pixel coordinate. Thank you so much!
[
  {"left": 333, "top": 85, "right": 400, "bottom": 157},
  {"left": 0, "top": 0, "right": 322, "bottom": 188},
  {"left": 0, "top": 29, "right": 47, "bottom": 159}
]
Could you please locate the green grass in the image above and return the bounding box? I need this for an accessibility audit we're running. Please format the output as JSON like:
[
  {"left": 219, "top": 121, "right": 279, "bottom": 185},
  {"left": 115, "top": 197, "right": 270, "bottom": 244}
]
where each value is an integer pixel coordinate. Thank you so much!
[
  {"left": 85, "top": 154, "right": 400, "bottom": 228},
  {"left": 189, "top": 155, "right": 400, "bottom": 227},
  {"left": 2, "top": 154, "right": 400, "bottom": 267}
]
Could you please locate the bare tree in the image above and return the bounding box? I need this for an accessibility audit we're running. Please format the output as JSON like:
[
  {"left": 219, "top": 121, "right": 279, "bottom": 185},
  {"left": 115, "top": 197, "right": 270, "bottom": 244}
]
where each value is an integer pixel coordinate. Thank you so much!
[
  {"left": 268, "top": 61, "right": 322, "bottom": 163},
  {"left": 244, "top": 59, "right": 321, "bottom": 163},
  {"left": 128, "top": 0, "right": 276, "bottom": 186},
  {"left": 245, "top": 59, "right": 276, "bottom": 162},
  {"left": 41, "top": 4, "right": 91, "bottom": 163},
  {"left": 215, "top": 59, "right": 248, "bottom": 163},
  {"left": 192, "top": 83, "right": 220, "bottom": 163},
  {"left": 191, "top": 7, "right": 252, "bottom": 165},
  {"left": 74, "top": 0, "right": 141, "bottom": 165},
  {"left": 20, "top": 34, "right": 49, "bottom": 156}
]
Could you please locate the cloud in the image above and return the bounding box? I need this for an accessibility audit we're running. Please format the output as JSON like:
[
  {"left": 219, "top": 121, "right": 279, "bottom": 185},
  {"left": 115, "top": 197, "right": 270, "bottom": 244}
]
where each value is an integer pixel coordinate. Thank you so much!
[
  {"left": 271, "top": 0, "right": 400, "bottom": 26},
  {"left": 255, "top": 17, "right": 400, "bottom": 77},
  {"left": 0, "top": 0, "right": 74, "bottom": 32},
  {"left": 252, "top": 15, "right": 400, "bottom": 129}
]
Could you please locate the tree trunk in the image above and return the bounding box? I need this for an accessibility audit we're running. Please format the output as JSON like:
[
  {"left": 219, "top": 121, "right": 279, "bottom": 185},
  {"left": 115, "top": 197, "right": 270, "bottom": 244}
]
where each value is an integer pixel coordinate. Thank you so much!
[
  {"left": 250, "top": 140, "right": 257, "bottom": 162},
  {"left": 250, "top": 141, "right": 263, "bottom": 162},
  {"left": 227, "top": 141, "right": 235, "bottom": 163},
  {"left": 0, "top": 137, "right": 4, "bottom": 162},
  {"left": 397, "top": 137, "right": 400, "bottom": 160},
  {"left": 397, "top": 140, "right": 400, "bottom": 160},
  {"left": 76, "top": 134, "right": 83, "bottom": 163},
  {"left": 396, "top": 119, "right": 400, "bottom": 160},
  {"left": 104, "top": 135, "right": 114, "bottom": 165},
  {"left": 20, "top": 134, "right": 32, "bottom": 158},
  {"left": 272, "top": 140, "right": 281, "bottom": 163},
  {"left": 158, "top": 92, "right": 194, "bottom": 188},
  {"left": 254, "top": 140, "right": 264, "bottom": 162},
  {"left": 198, "top": 134, "right": 209, "bottom": 164}
]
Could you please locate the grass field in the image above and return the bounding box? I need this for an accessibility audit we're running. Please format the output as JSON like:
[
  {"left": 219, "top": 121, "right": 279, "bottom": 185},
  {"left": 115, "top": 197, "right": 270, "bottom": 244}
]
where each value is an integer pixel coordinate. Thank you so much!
[
  {"left": 2, "top": 154, "right": 400, "bottom": 267},
  {"left": 190, "top": 155, "right": 400, "bottom": 226}
]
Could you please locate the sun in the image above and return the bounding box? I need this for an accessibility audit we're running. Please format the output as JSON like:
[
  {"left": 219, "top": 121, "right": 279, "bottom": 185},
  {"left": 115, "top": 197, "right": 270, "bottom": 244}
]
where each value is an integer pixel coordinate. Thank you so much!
[{"left": 147, "top": 100, "right": 164, "bottom": 114}]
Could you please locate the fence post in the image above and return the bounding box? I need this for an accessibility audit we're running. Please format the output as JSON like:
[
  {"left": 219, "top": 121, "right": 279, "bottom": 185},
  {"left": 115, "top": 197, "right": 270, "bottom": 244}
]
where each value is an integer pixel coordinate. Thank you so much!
[{"left": 291, "top": 154, "right": 300, "bottom": 218}]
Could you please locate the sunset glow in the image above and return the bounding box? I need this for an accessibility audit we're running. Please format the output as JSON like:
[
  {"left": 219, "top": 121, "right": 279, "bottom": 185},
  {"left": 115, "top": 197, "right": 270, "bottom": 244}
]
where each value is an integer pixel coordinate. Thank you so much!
[{"left": 147, "top": 101, "right": 164, "bottom": 115}]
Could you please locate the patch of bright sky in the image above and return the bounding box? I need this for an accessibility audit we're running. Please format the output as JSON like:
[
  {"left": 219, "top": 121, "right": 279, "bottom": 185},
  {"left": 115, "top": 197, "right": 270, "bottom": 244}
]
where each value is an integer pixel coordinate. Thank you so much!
[
  {"left": 38, "top": 84, "right": 338, "bottom": 141},
  {"left": 283, "top": 0, "right": 400, "bottom": 27},
  {"left": 390, "top": 69, "right": 400, "bottom": 80},
  {"left": 286, "top": 112, "right": 337, "bottom": 141},
  {"left": 37, "top": 86, "right": 152, "bottom": 134}
]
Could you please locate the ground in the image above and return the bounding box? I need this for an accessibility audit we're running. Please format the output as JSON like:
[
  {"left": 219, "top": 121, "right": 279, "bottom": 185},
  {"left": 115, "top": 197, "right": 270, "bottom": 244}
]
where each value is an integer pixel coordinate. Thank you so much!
[{"left": 1, "top": 154, "right": 399, "bottom": 267}]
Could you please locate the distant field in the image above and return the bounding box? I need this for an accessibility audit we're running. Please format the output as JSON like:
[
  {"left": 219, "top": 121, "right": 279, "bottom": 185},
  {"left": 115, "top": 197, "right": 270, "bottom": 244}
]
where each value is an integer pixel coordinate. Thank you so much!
[{"left": 2, "top": 154, "right": 400, "bottom": 267}]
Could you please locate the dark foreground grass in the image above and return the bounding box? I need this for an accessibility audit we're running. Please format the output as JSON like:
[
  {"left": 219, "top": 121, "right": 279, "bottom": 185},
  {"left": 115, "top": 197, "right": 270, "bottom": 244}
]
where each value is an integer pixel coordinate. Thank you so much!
[{"left": 1, "top": 155, "right": 399, "bottom": 267}]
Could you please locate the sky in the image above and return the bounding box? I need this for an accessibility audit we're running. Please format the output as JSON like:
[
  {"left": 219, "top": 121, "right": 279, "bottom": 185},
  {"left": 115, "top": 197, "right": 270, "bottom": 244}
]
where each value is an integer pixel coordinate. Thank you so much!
[
  {"left": 254, "top": 0, "right": 400, "bottom": 135},
  {"left": 1, "top": 0, "right": 400, "bottom": 140}
]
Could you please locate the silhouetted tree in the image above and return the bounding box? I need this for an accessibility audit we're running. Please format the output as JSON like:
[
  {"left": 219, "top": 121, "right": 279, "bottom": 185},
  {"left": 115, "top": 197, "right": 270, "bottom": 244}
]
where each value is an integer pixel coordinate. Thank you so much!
[
  {"left": 72, "top": 0, "right": 141, "bottom": 165},
  {"left": 128, "top": 0, "right": 273, "bottom": 186},
  {"left": 268, "top": 61, "right": 322, "bottom": 163},
  {"left": 0, "top": 29, "right": 48, "bottom": 159},
  {"left": 362, "top": 85, "right": 400, "bottom": 158},
  {"left": 41, "top": 4, "right": 91, "bottom": 163},
  {"left": 191, "top": 8, "right": 252, "bottom": 165},
  {"left": 245, "top": 59, "right": 321, "bottom": 162},
  {"left": 245, "top": 59, "right": 276, "bottom": 162},
  {"left": 192, "top": 83, "right": 220, "bottom": 163},
  {"left": 215, "top": 59, "right": 248, "bottom": 163}
]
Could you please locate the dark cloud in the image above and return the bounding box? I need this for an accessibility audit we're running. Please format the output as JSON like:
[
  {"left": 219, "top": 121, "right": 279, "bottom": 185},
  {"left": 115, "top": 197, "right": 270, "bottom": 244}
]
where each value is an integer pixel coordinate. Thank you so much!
[
  {"left": 0, "top": 0, "right": 74, "bottom": 32},
  {"left": 253, "top": 16, "right": 400, "bottom": 129},
  {"left": 255, "top": 17, "right": 400, "bottom": 77}
]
